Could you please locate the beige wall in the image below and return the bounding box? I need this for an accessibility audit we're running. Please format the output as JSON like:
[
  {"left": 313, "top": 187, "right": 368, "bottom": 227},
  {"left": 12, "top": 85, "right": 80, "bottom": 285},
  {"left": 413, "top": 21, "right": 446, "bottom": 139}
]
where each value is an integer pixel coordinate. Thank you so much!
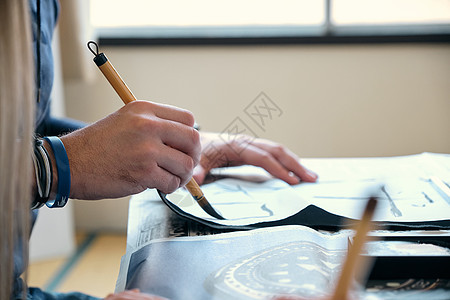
[{"left": 63, "top": 43, "right": 450, "bottom": 231}]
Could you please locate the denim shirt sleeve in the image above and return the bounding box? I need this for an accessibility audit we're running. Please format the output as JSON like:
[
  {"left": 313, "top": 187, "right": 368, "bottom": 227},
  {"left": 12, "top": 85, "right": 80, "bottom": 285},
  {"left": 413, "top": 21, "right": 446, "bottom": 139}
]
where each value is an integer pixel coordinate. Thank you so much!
[{"left": 29, "top": 0, "right": 59, "bottom": 128}]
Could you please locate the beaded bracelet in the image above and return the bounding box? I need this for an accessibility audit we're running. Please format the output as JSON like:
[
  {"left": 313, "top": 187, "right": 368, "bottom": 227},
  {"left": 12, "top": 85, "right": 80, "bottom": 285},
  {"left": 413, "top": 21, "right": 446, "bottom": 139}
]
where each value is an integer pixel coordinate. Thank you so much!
[{"left": 44, "top": 136, "right": 71, "bottom": 208}]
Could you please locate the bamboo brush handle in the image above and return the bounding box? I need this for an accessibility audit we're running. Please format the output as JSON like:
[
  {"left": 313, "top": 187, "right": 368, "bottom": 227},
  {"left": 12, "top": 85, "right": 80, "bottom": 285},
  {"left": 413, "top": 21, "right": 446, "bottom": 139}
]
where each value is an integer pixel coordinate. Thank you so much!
[
  {"left": 331, "top": 197, "right": 377, "bottom": 300},
  {"left": 98, "top": 60, "right": 136, "bottom": 104},
  {"left": 185, "top": 179, "right": 205, "bottom": 201}
]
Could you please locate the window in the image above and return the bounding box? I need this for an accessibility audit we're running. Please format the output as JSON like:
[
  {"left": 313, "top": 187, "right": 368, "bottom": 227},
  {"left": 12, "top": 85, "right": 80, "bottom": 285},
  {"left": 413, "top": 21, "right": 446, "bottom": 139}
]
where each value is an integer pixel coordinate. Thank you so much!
[
  {"left": 333, "top": 0, "right": 450, "bottom": 25},
  {"left": 332, "top": 0, "right": 450, "bottom": 36},
  {"left": 90, "top": 0, "right": 450, "bottom": 43}
]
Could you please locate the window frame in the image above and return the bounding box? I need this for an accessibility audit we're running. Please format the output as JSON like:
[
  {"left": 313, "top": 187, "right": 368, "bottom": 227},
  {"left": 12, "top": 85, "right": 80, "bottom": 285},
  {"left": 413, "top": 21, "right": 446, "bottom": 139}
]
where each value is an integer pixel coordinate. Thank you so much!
[{"left": 94, "top": 0, "right": 450, "bottom": 46}]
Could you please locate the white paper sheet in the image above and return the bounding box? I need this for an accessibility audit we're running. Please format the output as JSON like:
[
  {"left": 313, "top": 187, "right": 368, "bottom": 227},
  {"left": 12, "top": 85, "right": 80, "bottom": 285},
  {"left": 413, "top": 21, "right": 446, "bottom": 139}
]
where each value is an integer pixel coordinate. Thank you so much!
[
  {"left": 116, "top": 225, "right": 450, "bottom": 299},
  {"left": 163, "top": 153, "right": 450, "bottom": 225},
  {"left": 164, "top": 178, "right": 309, "bottom": 226},
  {"left": 116, "top": 225, "right": 351, "bottom": 298}
]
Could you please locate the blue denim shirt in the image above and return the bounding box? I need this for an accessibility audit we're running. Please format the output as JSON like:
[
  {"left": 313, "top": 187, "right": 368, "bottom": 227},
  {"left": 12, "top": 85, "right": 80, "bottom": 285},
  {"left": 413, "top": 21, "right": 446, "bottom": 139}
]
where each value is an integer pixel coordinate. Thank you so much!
[
  {"left": 30, "top": 0, "right": 57, "bottom": 127},
  {"left": 12, "top": 1, "right": 96, "bottom": 299}
]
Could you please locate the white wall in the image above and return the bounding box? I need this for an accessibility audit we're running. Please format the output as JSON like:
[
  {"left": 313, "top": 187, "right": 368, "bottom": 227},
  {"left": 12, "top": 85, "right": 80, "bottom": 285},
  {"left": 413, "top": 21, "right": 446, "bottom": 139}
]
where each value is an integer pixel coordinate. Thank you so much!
[{"left": 63, "top": 43, "right": 450, "bottom": 232}]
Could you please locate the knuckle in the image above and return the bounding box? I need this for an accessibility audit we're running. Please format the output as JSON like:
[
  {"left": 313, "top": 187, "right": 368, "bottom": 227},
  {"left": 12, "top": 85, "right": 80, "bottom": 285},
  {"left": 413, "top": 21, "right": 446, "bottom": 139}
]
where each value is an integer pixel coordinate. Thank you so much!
[
  {"left": 261, "top": 152, "right": 272, "bottom": 160},
  {"left": 185, "top": 157, "right": 195, "bottom": 173},
  {"left": 178, "top": 157, "right": 194, "bottom": 186},
  {"left": 273, "top": 144, "right": 286, "bottom": 156},
  {"left": 143, "top": 118, "right": 162, "bottom": 134},
  {"left": 184, "top": 159, "right": 195, "bottom": 179},
  {"left": 230, "top": 134, "right": 251, "bottom": 148},
  {"left": 128, "top": 99, "right": 153, "bottom": 112}
]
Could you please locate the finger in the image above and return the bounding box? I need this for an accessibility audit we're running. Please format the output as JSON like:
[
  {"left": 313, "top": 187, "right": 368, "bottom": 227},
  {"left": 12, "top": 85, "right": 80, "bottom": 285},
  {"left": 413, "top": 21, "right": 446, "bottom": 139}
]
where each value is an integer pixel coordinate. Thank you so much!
[
  {"left": 147, "top": 165, "right": 182, "bottom": 194},
  {"left": 143, "top": 100, "right": 196, "bottom": 127},
  {"left": 156, "top": 146, "right": 195, "bottom": 187},
  {"left": 239, "top": 144, "right": 300, "bottom": 185},
  {"left": 252, "top": 141, "right": 318, "bottom": 183},
  {"left": 160, "top": 120, "right": 201, "bottom": 166}
]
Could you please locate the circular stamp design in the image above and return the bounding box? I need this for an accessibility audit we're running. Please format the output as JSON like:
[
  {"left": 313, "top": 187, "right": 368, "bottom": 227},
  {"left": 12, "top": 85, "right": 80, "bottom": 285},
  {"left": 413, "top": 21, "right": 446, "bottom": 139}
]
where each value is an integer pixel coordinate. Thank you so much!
[{"left": 205, "top": 241, "right": 345, "bottom": 299}]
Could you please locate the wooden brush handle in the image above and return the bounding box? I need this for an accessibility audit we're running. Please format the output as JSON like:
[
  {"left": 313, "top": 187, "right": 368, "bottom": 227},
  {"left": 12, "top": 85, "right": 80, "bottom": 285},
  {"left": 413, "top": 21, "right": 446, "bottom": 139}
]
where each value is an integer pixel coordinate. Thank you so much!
[
  {"left": 98, "top": 60, "right": 136, "bottom": 104},
  {"left": 185, "top": 179, "right": 205, "bottom": 201}
]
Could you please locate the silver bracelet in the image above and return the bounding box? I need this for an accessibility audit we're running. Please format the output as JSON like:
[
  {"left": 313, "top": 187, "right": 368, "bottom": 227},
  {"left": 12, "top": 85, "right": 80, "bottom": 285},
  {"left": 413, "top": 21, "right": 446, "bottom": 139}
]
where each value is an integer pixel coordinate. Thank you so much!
[
  {"left": 31, "top": 138, "right": 53, "bottom": 209},
  {"left": 37, "top": 144, "right": 52, "bottom": 199}
]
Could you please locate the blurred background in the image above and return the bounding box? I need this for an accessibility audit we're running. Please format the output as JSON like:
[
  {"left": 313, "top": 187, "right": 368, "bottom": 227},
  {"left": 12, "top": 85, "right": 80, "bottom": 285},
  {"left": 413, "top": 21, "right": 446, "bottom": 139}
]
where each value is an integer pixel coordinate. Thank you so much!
[{"left": 28, "top": 0, "right": 450, "bottom": 297}]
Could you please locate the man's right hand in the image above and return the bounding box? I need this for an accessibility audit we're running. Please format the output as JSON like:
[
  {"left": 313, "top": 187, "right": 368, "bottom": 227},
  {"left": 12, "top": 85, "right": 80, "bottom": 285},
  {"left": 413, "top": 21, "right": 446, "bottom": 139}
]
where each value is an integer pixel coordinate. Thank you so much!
[{"left": 56, "top": 100, "right": 200, "bottom": 200}]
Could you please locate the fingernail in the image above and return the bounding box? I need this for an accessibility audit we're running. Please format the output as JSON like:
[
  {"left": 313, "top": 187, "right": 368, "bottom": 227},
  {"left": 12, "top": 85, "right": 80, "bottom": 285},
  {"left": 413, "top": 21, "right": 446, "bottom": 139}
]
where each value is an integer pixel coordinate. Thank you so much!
[
  {"left": 306, "top": 169, "right": 318, "bottom": 181},
  {"left": 288, "top": 172, "right": 300, "bottom": 184}
]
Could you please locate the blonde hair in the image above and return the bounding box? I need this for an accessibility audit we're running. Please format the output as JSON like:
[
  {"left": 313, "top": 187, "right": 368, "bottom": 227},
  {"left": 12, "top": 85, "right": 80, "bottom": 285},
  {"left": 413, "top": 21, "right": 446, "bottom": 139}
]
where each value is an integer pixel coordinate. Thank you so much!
[{"left": 0, "top": 0, "right": 35, "bottom": 298}]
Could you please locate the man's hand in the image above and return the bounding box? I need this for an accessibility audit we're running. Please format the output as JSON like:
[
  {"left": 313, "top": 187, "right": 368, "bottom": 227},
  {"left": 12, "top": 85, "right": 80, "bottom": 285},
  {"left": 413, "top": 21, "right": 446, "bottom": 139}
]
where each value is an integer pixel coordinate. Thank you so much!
[
  {"left": 59, "top": 100, "right": 201, "bottom": 199},
  {"left": 193, "top": 132, "right": 318, "bottom": 185}
]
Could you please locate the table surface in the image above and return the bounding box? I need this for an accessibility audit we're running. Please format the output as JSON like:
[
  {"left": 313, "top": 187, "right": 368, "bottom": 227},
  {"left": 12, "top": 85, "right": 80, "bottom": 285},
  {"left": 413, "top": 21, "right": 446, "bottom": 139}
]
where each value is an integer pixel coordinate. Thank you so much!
[{"left": 125, "top": 187, "right": 450, "bottom": 299}]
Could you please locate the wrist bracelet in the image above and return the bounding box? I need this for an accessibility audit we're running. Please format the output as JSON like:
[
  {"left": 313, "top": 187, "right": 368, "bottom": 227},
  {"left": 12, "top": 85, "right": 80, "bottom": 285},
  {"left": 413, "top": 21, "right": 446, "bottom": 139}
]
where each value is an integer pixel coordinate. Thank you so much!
[
  {"left": 44, "top": 136, "right": 70, "bottom": 208},
  {"left": 32, "top": 147, "right": 45, "bottom": 209},
  {"left": 39, "top": 144, "right": 53, "bottom": 199},
  {"left": 32, "top": 138, "right": 53, "bottom": 209}
]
